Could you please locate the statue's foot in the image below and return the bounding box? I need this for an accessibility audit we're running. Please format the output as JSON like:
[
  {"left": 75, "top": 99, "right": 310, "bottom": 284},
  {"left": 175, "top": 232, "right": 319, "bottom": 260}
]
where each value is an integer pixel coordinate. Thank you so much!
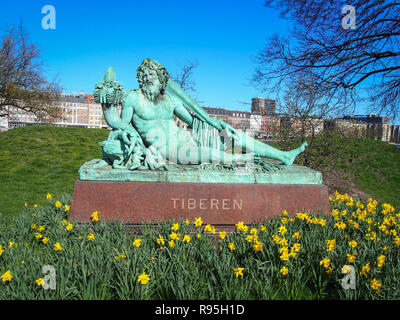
[{"left": 282, "top": 142, "right": 308, "bottom": 166}]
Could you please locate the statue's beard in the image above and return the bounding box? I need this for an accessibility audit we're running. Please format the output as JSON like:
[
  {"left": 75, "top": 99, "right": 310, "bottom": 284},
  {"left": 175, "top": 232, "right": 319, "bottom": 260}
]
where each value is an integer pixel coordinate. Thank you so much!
[{"left": 141, "top": 82, "right": 162, "bottom": 102}]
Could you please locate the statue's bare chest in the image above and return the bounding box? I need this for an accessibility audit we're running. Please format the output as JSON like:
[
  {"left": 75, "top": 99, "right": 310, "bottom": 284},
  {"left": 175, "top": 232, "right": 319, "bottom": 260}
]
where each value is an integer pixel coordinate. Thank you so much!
[{"left": 134, "top": 95, "right": 174, "bottom": 121}]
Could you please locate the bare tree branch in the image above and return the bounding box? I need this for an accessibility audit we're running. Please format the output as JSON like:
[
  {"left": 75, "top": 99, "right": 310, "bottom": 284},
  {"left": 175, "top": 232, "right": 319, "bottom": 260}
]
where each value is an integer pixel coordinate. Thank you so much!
[
  {"left": 0, "top": 23, "right": 63, "bottom": 122},
  {"left": 253, "top": 0, "right": 400, "bottom": 120}
]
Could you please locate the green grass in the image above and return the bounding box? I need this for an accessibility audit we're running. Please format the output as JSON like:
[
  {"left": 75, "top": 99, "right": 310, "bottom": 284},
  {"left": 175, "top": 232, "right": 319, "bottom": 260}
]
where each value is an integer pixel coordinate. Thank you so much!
[
  {"left": 0, "top": 126, "right": 109, "bottom": 219},
  {"left": 277, "top": 136, "right": 400, "bottom": 209}
]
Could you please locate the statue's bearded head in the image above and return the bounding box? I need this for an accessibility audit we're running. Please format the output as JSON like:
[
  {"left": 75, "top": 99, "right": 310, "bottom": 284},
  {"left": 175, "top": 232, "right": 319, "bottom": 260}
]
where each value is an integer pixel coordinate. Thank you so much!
[{"left": 137, "top": 58, "right": 170, "bottom": 102}]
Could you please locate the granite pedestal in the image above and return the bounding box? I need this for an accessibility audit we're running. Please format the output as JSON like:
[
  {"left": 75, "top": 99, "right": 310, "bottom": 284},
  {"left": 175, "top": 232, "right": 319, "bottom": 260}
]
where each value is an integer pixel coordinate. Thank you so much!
[{"left": 69, "top": 160, "right": 330, "bottom": 229}]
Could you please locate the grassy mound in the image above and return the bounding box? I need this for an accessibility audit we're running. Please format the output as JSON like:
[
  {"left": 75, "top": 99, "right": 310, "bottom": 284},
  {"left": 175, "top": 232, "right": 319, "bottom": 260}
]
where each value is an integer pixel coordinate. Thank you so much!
[
  {"left": 0, "top": 126, "right": 108, "bottom": 219},
  {"left": 277, "top": 135, "right": 400, "bottom": 209}
]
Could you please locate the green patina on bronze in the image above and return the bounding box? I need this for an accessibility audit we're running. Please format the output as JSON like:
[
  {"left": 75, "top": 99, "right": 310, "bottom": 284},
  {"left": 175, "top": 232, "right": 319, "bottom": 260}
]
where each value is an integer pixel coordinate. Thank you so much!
[{"left": 83, "top": 58, "right": 316, "bottom": 184}]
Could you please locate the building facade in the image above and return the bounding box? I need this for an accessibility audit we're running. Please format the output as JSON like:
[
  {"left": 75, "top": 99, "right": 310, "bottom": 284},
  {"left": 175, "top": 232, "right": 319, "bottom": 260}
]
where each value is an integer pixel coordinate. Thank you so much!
[
  {"left": 5, "top": 94, "right": 109, "bottom": 130},
  {"left": 251, "top": 97, "right": 276, "bottom": 115},
  {"left": 390, "top": 125, "right": 400, "bottom": 144},
  {"left": 341, "top": 114, "right": 391, "bottom": 142}
]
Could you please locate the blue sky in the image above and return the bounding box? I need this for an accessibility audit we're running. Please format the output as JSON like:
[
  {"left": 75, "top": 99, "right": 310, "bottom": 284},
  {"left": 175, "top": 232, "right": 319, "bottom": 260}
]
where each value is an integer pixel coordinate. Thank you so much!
[
  {"left": 1, "top": 0, "right": 290, "bottom": 112},
  {"left": 2, "top": 0, "right": 385, "bottom": 120}
]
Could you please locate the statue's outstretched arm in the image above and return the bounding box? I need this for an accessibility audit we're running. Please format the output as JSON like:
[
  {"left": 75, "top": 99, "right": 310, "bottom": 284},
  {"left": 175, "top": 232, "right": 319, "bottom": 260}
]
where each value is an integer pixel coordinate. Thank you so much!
[
  {"left": 173, "top": 99, "right": 194, "bottom": 127},
  {"left": 166, "top": 79, "right": 222, "bottom": 130}
]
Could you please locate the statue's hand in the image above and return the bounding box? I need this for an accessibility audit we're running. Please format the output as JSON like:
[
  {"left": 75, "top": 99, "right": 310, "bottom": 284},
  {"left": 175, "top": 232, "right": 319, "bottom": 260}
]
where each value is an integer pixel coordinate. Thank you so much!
[{"left": 217, "top": 119, "right": 239, "bottom": 140}]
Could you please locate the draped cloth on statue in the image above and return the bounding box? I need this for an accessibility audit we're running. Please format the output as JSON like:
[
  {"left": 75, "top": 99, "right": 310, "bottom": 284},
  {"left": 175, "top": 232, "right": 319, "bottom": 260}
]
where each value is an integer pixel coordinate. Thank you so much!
[{"left": 191, "top": 115, "right": 223, "bottom": 151}]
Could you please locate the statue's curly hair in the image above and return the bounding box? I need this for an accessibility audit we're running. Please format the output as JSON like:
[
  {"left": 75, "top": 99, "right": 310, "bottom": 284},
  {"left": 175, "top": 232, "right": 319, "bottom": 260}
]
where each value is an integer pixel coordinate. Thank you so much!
[{"left": 136, "top": 58, "right": 170, "bottom": 94}]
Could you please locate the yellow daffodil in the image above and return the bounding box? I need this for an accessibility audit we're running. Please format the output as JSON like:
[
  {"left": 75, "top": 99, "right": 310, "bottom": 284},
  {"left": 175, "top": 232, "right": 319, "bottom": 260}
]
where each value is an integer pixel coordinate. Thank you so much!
[
  {"left": 360, "top": 263, "right": 371, "bottom": 277},
  {"left": 278, "top": 225, "right": 287, "bottom": 236},
  {"left": 278, "top": 237, "right": 288, "bottom": 246},
  {"left": 137, "top": 272, "right": 150, "bottom": 285},
  {"left": 272, "top": 234, "right": 280, "bottom": 244},
  {"left": 194, "top": 217, "right": 203, "bottom": 227},
  {"left": 55, "top": 201, "right": 62, "bottom": 208},
  {"left": 320, "top": 258, "right": 330, "bottom": 268},
  {"left": 348, "top": 240, "right": 358, "bottom": 248},
  {"left": 228, "top": 242, "right": 235, "bottom": 251},
  {"left": 46, "top": 193, "right": 52, "bottom": 200},
  {"left": 253, "top": 240, "right": 263, "bottom": 252},
  {"left": 233, "top": 267, "right": 244, "bottom": 278},
  {"left": 280, "top": 247, "right": 290, "bottom": 261},
  {"left": 204, "top": 224, "right": 216, "bottom": 234},
  {"left": 184, "top": 218, "right": 190, "bottom": 225},
  {"left": 35, "top": 278, "right": 44, "bottom": 286},
  {"left": 280, "top": 266, "right": 289, "bottom": 276},
  {"left": 42, "top": 237, "right": 49, "bottom": 244},
  {"left": 235, "top": 221, "right": 248, "bottom": 232},
  {"left": 171, "top": 223, "right": 179, "bottom": 231},
  {"left": 292, "top": 243, "right": 301, "bottom": 252},
  {"left": 376, "top": 255, "right": 386, "bottom": 268},
  {"left": 169, "top": 232, "right": 180, "bottom": 241},
  {"left": 334, "top": 221, "right": 347, "bottom": 230},
  {"left": 245, "top": 234, "right": 255, "bottom": 243},
  {"left": 183, "top": 235, "right": 191, "bottom": 243},
  {"left": 90, "top": 211, "right": 99, "bottom": 223},
  {"left": 219, "top": 231, "right": 226, "bottom": 240},
  {"left": 168, "top": 240, "right": 175, "bottom": 247},
  {"left": 66, "top": 223, "right": 73, "bottom": 232},
  {"left": 260, "top": 225, "right": 267, "bottom": 232},
  {"left": 87, "top": 233, "right": 95, "bottom": 241},
  {"left": 292, "top": 232, "right": 301, "bottom": 240},
  {"left": 157, "top": 236, "right": 165, "bottom": 246},
  {"left": 1, "top": 270, "right": 13, "bottom": 282},
  {"left": 326, "top": 239, "right": 336, "bottom": 252},
  {"left": 53, "top": 242, "right": 62, "bottom": 251},
  {"left": 370, "top": 278, "right": 382, "bottom": 291},
  {"left": 347, "top": 253, "right": 357, "bottom": 263},
  {"left": 133, "top": 239, "right": 142, "bottom": 247}
]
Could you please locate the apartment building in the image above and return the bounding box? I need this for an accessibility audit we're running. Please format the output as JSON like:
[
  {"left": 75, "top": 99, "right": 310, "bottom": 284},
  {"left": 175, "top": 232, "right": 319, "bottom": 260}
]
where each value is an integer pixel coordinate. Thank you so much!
[
  {"left": 5, "top": 93, "right": 109, "bottom": 130},
  {"left": 341, "top": 114, "right": 391, "bottom": 142}
]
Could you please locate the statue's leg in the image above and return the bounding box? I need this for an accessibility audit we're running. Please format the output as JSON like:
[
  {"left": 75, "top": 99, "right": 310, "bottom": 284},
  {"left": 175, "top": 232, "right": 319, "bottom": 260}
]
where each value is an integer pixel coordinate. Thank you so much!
[
  {"left": 172, "top": 145, "right": 255, "bottom": 165},
  {"left": 233, "top": 131, "right": 307, "bottom": 165}
]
